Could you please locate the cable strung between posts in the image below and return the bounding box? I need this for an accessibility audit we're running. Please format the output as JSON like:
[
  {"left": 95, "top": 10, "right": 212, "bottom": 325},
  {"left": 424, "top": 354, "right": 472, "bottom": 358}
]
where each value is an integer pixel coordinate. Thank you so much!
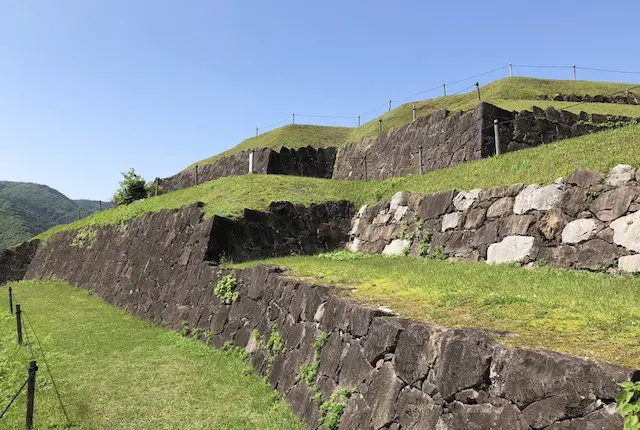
[
  {"left": 296, "top": 114, "right": 358, "bottom": 119},
  {"left": 512, "top": 64, "right": 573, "bottom": 69},
  {"left": 361, "top": 101, "right": 389, "bottom": 118},
  {"left": 577, "top": 66, "right": 640, "bottom": 75},
  {"left": 449, "top": 83, "right": 478, "bottom": 97},
  {"left": 22, "top": 316, "right": 36, "bottom": 361},
  {"left": 22, "top": 311, "right": 71, "bottom": 426},
  {"left": 0, "top": 377, "right": 29, "bottom": 419},
  {"left": 445, "top": 65, "right": 510, "bottom": 87},
  {"left": 257, "top": 115, "right": 291, "bottom": 133}
]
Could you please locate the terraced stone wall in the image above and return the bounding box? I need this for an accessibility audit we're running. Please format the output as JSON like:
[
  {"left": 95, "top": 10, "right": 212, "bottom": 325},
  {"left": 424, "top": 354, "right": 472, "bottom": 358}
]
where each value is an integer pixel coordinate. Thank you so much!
[
  {"left": 332, "top": 103, "right": 639, "bottom": 181},
  {"left": 0, "top": 240, "right": 39, "bottom": 285},
  {"left": 347, "top": 165, "right": 640, "bottom": 273},
  {"left": 160, "top": 146, "right": 337, "bottom": 193}
]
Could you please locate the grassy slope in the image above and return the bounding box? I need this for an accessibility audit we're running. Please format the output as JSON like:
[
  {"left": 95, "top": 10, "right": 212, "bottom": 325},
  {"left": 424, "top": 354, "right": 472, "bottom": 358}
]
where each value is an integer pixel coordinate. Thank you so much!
[
  {"left": 0, "top": 181, "right": 106, "bottom": 249},
  {"left": 0, "top": 280, "right": 303, "bottom": 430},
  {"left": 235, "top": 254, "right": 640, "bottom": 369},
  {"left": 36, "top": 123, "right": 640, "bottom": 241},
  {"left": 187, "top": 77, "right": 640, "bottom": 170},
  {"left": 188, "top": 125, "right": 352, "bottom": 169}
]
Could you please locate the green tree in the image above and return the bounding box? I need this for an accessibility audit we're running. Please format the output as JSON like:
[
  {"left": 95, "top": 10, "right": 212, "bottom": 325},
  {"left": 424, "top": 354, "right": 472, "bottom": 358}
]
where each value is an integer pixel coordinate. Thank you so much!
[{"left": 113, "top": 168, "right": 148, "bottom": 206}]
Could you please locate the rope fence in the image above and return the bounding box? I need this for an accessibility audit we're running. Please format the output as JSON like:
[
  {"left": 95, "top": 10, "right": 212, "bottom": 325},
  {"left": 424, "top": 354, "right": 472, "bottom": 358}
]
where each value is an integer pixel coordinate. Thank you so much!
[
  {"left": 254, "top": 63, "right": 640, "bottom": 134},
  {"left": 1, "top": 288, "right": 71, "bottom": 428}
]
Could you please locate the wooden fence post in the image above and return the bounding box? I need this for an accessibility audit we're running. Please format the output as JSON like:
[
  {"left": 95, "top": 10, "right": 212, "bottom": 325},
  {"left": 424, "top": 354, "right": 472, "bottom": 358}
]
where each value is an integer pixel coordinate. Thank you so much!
[
  {"left": 16, "top": 304, "right": 22, "bottom": 345},
  {"left": 26, "top": 360, "right": 38, "bottom": 430},
  {"left": 194, "top": 165, "right": 199, "bottom": 186},
  {"left": 363, "top": 155, "right": 368, "bottom": 180},
  {"left": 476, "top": 82, "right": 481, "bottom": 101}
]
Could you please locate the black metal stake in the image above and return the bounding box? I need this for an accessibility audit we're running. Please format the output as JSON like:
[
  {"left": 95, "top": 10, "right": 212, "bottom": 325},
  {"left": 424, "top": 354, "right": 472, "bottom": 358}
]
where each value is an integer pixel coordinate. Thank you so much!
[
  {"left": 16, "top": 304, "right": 23, "bottom": 345},
  {"left": 26, "top": 360, "right": 38, "bottom": 430},
  {"left": 9, "top": 286, "right": 13, "bottom": 314}
]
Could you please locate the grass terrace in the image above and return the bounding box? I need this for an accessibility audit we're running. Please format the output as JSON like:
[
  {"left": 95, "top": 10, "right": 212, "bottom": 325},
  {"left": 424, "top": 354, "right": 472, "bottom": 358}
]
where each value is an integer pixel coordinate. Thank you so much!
[
  {"left": 235, "top": 253, "right": 640, "bottom": 369},
  {"left": 36, "top": 123, "right": 640, "bottom": 242},
  {"left": 186, "top": 77, "right": 640, "bottom": 169},
  {"left": 0, "top": 280, "right": 304, "bottom": 429}
]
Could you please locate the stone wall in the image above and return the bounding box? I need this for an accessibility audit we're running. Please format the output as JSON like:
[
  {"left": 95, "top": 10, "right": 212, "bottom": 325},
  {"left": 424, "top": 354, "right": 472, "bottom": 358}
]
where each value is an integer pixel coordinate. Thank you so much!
[
  {"left": 332, "top": 103, "right": 639, "bottom": 181},
  {"left": 18, "top": 218, "right": 636, "bottom": 429},
  {"left": 347, "top": 164, "right": 640, "bottom": 273},
  {"left": 206, "top": 200, "right": 354, "bottom": 264},
  {"left": 160, "top": 146, "right": 337, "bottom": 193},
  {"left": 0, "top": 240, "right": 39, "bottom": 285},
  {"left": 536, "top": 93, "right": 640, "bottom": 105}
]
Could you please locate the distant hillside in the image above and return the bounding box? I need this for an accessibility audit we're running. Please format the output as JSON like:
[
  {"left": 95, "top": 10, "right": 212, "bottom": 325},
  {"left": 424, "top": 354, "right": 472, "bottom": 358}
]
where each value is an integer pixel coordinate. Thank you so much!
[{"left": 0, "top": 181, "right": 110, "bottom": 249}]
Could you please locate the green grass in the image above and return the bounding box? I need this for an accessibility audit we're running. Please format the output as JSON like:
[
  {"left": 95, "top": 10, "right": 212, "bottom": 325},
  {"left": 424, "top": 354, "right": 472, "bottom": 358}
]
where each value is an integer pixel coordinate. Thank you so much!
[
  {"left": 187, "top": 124, "right": 352, "bottom": 169},
  {"left": 187, "top": 77, "right": 640, "bottom": 170},
  {"left": 235, "top": 254, "right": 640, "bottom": 369},
  {"left": 35, "top": 123, "right": 640, "bottom": 242},
  {"left": 0, "top": 280, "right": 303, "bottom": 430}
]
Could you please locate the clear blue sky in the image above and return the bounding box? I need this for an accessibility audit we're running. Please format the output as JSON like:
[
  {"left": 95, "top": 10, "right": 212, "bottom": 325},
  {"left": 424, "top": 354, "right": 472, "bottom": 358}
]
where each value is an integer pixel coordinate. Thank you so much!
[{"left": 1, "top": 1, "right": 639, "bottom": 200}]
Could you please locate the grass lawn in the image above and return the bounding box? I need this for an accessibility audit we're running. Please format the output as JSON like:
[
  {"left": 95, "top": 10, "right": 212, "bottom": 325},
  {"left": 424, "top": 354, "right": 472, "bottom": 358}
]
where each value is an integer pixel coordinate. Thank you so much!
[
  {"left": 235, "top": 254, "right": 640, "bottom": 369},
  {"left": 36, "top": 123, "right": 640, "bottom": 242},
  {"left": 187, "top": 77, "right": 640, "bottom": 170},
  {"left": 0, "top": 280, "right": 304, "bottom": 430}
]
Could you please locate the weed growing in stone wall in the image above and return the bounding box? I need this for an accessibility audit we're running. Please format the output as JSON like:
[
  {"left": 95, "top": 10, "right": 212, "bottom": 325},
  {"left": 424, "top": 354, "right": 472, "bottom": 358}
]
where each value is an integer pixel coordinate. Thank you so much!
[
  {"left": 179, "top": 320, "right": 190, "bottom": 337},
  {"left": 298, "top": 331, "right": 329, "bottom": 385},
  {"left": 71, "top": 227, "right": 97, "bottom": 248},
  {"left": 430, "top": 246, "right": 447, "bottom": 261},
  {"left": 320, "top": 388, "right": 355, "bottom": 430},
  {"left": 266, "top": 326, "right": 284, "bottom": 356},
  {"left": 204, "top": 329, "right": 213, "bottom": 346},
  {"left": 616, "top": 381, "right": 640, "bottom": 429},
  {"left": 215, "top": 273, "right": 239, "bottom": 304},
  {"left": 419, "top": 229, "right": 432, "bottom": 257},
  {"left": 191, "top": 327, "right": 203, "bottom": 341}
]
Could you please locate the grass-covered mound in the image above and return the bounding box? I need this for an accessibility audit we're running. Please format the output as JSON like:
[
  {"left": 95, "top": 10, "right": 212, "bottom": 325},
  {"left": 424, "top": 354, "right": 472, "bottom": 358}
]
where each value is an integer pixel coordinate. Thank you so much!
[
  {"left": 188, "top": 77, "right": 640, "bottom": 169},
  {"left": 36, "top": 123, "right": 640, "bottom": 242},
  {"left": 236, "top": 253, "right": 640, "bottom": 369},
  {"left": 0, "top": 280, "right": 304, "bottom": 429}
]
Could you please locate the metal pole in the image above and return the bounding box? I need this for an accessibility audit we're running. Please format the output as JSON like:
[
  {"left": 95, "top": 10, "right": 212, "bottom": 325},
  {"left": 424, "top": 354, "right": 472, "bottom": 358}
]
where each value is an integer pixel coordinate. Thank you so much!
[
  {"left": 292, "top": 113, "right": 295, "bottom": 125},
  {"left": 26, "top": 360, "right": 38, "bottom": 430},
  {"left": 573, "top": 64, "right": 576, "bottom": 81},
  {"left": 9, "top": 287, "right": 13, "bottom": 314},
  {"left": 256, "top": 127, "right": 258, "bottom": 137},
  {"left": 509, "top": 62, "right": 513, "bottom": 77},
  {"left": 378, "top": 118, "right": 382, "bottom": 135},
  {"left": 363, "top": 155, "right": 368, "bottom": 180},
  {"left": 16, "top": 304, "right": 23, "bottom": 345},
  {"left": 412, "top": 104, "right": 416, "bottom": 122},
  {"left": 194, "top": 165, "right": 199, "bottom": 186},
  {"left": 249, "top": 149, "right": 254, "bottom": 174},
  {"left": 476, "top": 82, "right": 481, "bottom": 101},
  {"left": 494, "top": 119, "right": 501, "bottom": 155},
  {"left": 443, "top": 83, "right": 446, "bottom": 96},
  {"left": 357, "top": 115, "right": 360, "bottom": 127},
  {"left": 99, "top": 200, "right": 102, "bottom": 211},
  {"left": 418, "top": 145, "right": 423, "bottom": 175},
  {"left": 388, "top": 98, "right": 392, "bottom": 112}
]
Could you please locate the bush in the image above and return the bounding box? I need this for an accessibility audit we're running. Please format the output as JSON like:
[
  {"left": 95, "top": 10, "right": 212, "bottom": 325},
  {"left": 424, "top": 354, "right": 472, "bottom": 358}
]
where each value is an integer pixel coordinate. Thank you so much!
[{"left": 113, "top": 168, "right": 148, "bottom": 206}]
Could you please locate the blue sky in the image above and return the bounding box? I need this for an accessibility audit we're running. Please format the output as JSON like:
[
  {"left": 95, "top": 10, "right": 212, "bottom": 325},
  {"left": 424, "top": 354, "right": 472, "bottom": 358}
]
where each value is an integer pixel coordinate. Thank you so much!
[{"left": 1, "top": 0, "right": 639, "bottom": 200}]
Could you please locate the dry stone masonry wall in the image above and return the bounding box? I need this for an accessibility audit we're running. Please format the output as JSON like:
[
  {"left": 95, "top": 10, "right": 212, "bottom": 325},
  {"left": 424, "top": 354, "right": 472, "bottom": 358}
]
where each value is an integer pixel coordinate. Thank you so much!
[
  {"left": 536, "top": 92, "right": 640, "bottom": 105},
  {"left": 348, "top": 164, "right": 640, "bottom": 273},
  {"left": 160, "top": 146, "right": 337, "bottom": 193},
  {"left": 0, "top": 240, "right": 40, "bottom": 285}
]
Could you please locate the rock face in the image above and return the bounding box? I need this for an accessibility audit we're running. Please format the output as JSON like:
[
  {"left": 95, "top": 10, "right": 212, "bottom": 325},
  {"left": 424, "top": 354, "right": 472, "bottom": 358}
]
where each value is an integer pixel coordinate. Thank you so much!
[
  {"left": 347, "top": 165, "right": 640, "bottom": 273},
  {"left": 0, "top": 199, "right": 633, "bottom": 430},
  {"left": 0, "top": 240, "right": 40, "bottom": 285},
  {"left": 382, "top": 239, "right": 410, "bottom": 256},
  {"left": 161, "top": 146, "right": 337, "bottom": 192}
]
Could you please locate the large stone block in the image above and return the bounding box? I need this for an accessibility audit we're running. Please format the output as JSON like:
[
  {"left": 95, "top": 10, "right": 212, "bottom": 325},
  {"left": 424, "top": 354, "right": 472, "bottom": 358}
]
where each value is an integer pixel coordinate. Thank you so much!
[
  {"left": 338, "top": 393, "right": 372, "bottom": 430},
  {"left": 441, "top": 212, "right": 461, "bottom": 232},
  {"left": 487, "top": 236, "right": 535, "bottom": 264},
  {"left": 435, "top": 402, "right": 529, "bottom": 430},
  {"left": 487, "top": 197, "right": 514, "bottom": 218},
  {"left": 393, "top": 323, "right": 442, "bottom": 384},
  {"left": 453, "top": 190, "right": 480, "bottom": 211},
  {"left": 363, "top": 362, "right": 404, "bottom": 429},
  {"left": 338, "top": 340, "right": 373, "bottom": 388},
  {"left": 618, "top": 254, "right": 640, "bottom": 272},
  {"left": 434, "top": 329, "right": 496, "bottom": 400},
  {"left": 498, "top": 215, "right": 535, "bottom": 236},
  {"left": 561, "top": 218, "right": 597, "bottom": 244},
  {"left": 419, "top": 191, "right": 455, "bottom": 220},
  {"left": 610, "top": 210, "right": 640, "bottom": 252},
  {"left": 575, "top": 239, "right": 618, "bottom": 271},
  {"left": 363, "top": 317, "right": 406, "bottom": 364},
  {"left": 590, "top": 187, "right": 636, "bottom": 221},
  {"left": 514, "top": 183, "right": 564, "bottom": 215},
  {"left": 382, "top": 239, "right": 410, "bottom": 256},
  {"left": 567, "top": 168, "right": 603, "bottom": 188},
  {"left": 606, "top": 164, "right": 636, "bottom": 187},
  {"left": 396, "top": 386, "right": 442, "bottom": 430}
]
